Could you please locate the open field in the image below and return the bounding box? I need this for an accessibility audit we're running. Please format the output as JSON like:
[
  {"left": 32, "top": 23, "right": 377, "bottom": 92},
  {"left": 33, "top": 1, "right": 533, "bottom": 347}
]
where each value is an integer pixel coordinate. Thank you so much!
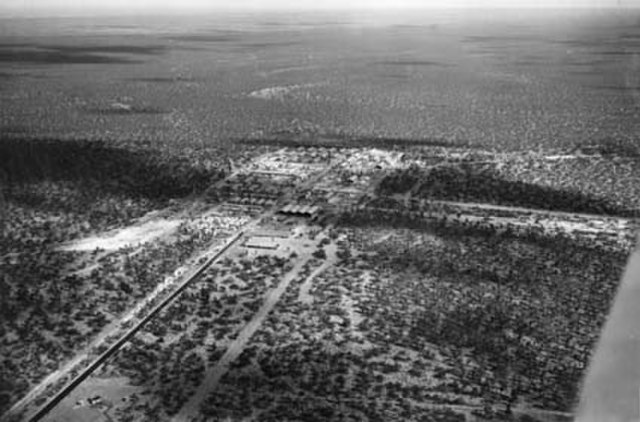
[{"left": 1, "top": 7, "right": 639, "bottom": 422}]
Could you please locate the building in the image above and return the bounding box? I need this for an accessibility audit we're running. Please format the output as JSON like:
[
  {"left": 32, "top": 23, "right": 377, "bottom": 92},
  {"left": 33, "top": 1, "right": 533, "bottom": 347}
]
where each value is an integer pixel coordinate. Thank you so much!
[
  {"left": 244, "top": 237, "right": 279, "bottom": 250},
  {"left": 278, "top": 204, "right": 321, "bottom": 218}
]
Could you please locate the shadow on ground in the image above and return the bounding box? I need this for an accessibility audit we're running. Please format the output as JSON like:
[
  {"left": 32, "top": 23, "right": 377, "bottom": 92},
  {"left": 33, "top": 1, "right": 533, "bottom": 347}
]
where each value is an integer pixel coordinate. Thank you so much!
[
  {"left": 377, "top": 165, "right": 636, "bottom": 217},
  {"left": 82, "top": 105, "right": 168, "bottom": 115},
  {"left": 0, "top": 136, "right": 225, "bottom": 203},
  {"left": 0, "top": 43, "right": 167, "bottom": 65},
  {"left": 239, "top": 134, "right": 478, "bottom": 150}
]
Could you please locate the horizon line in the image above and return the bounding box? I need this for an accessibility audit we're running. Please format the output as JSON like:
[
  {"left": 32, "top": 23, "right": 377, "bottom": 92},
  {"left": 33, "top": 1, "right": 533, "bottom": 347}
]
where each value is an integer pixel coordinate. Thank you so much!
[{"left": 1, "top": 4, "right": 637, "bottom": 18}]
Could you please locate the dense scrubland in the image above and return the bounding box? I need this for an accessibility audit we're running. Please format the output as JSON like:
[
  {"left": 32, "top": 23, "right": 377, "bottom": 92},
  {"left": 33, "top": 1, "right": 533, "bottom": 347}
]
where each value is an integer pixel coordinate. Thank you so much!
[
  {"left": 1, "top": 8, "right": 640, "bottom": 422},
  {"left": 91, "top": 254, "right": 294, "bottom": 419},
  {"left": 343, "top": 223, "right": 626, "bottom": 412},
  {"left": 2, "top": 138, "right": 635, "bottom": 419},
  {"left": 204, "top": 221, "right": 625, "bottom": 421}
]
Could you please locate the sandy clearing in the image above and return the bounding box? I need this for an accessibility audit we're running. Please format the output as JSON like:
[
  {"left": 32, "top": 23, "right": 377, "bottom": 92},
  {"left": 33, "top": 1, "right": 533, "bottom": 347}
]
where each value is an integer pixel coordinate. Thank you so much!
[
  {"left": 247, "top": 83, "right": 321, "bottom": 100},
  {"left": 59, "top": 218, "right": 182, "bottom": 252},
  {"left": 45, "top": 377, "right": 141, "bottom": 422}
]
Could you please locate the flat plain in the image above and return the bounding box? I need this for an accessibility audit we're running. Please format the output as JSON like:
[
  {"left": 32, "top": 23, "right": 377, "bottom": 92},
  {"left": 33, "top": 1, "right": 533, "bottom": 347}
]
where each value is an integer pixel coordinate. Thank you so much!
[{"left": 1, "top": 8, "right": 639, "bottom": 422}]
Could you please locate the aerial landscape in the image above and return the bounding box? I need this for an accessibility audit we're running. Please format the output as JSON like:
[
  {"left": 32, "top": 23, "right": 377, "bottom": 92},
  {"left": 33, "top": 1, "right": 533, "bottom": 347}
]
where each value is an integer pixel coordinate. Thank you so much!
[{"left": 0, "top": 3, "right": 639, "bottom": 422}]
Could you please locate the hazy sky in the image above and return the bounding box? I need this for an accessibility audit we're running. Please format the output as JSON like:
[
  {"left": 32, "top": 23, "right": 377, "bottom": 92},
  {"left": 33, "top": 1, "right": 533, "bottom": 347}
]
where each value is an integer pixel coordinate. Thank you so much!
[
  {"left": 0, "top": 0, "right": 635, "bottom": 18},
  {"left": 0, "top": 0, "right": 633, "bottom": 13}
]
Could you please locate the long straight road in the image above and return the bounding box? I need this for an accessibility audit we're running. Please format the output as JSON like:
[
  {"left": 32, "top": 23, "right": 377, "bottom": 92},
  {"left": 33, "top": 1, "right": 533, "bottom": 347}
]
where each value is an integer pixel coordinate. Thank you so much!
[
  {"left": 172, "top": 254, "right": 313, "bottom": 422},
  {"left": 2, "top": 151, "right": 283, "bottom": 422},
  {"left": 7, "top": 149, "right": 341, "bottom": 422},
  {"left": 22, "top": 232, "right": 245, "bottom": 422}
]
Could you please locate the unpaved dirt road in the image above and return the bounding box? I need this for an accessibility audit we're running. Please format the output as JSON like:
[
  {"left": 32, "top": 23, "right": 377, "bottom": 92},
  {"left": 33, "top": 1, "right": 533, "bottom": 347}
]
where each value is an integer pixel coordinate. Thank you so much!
[{"left": 173, "top": 254, "right": 312, "bottom": 422}]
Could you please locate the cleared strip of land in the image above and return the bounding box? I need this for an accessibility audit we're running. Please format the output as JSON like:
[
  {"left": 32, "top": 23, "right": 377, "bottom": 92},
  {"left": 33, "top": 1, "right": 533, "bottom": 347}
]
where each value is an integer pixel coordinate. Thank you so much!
[{"left": 173, "top": 254, "right": 314, "bottom": 422}]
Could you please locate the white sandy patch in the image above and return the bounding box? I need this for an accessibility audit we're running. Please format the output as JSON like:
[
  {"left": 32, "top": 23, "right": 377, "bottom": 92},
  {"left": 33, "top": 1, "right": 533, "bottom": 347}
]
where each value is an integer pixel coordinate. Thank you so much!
[
  {"left": 110, "top": 102, "right": 132, "bottom": 111},
  {"left": 265, "top": 65, "right": 316, "bottom": 76},
  {"left": 59, "top": 218, "right": 182, "bottom": 252},
  {"left": 543, "top": 154, "right": 580, "bottom": 161},
  {"left": 342, "top": 148, "right": 408, "bottom": 171},
  {"left": 247, "top": 83, "right": 319, "bottom": 100}
]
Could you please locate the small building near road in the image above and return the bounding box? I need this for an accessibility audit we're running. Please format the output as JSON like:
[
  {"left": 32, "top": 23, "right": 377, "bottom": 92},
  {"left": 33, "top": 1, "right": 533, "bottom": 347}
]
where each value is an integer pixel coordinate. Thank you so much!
[{"left": 244, "top": 237, "right": 279, "bottom": 250}]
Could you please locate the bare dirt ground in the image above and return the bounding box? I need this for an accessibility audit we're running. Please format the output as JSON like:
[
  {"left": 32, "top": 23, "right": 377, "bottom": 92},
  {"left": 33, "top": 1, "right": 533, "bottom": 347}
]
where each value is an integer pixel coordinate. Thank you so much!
[{"left": 58, "top": 218, "right": 183, "bottom": 252}]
